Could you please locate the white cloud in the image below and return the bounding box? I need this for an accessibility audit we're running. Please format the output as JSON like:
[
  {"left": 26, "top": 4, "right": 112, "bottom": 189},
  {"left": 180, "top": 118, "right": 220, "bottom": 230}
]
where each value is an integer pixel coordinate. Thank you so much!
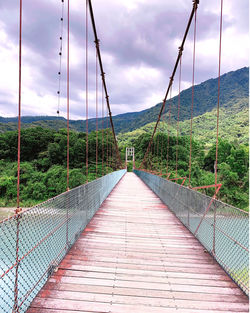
[{"left": 0, "top": 0, "right": 248, "bottom": 119}]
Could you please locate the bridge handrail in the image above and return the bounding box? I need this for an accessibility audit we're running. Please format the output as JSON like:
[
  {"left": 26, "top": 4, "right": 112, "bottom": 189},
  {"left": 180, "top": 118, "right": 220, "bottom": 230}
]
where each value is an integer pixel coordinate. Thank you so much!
[
  {"left": 0, "top": 169, "right": 126, "bottom": 313},
  {"left": 134, "top": 170, "right": 249, "bottom": 296}
]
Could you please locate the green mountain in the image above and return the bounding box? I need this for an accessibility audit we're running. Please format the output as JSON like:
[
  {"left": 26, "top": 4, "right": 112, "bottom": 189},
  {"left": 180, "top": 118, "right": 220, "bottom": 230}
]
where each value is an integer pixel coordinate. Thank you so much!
[
  {"left": 118, "top": 101, "right": 249, "bottom": 149},
  {"left": 0, "top": 67, "right": 248, "bottom": 135}
]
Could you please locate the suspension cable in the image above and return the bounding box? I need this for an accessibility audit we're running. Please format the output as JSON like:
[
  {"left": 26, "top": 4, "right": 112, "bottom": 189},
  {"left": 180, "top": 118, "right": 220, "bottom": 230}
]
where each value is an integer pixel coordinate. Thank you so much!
[
  {"left": 139, "top": 0, "right": 199, "bottom": 169},
  {"left": 85, "top": 0, "right": 89, "bottom": 182},
  {"left": 153, "top": 135, "right": 156, "bottom": 159},
  {"left": 176, "top": 49, "right": 182, "bottom": 177},
  {"left": 188, "top": 4, "right": 198, "bottom": 187},
  {"left": 156, "top": 131, "right": 160, "bottom": 172},
  {"left": 57, "top": 0, "right": 65, "bottom": 115},
  {"left": 166, "top": 83, "right": 173, "bottom": 176},
  {"left": 102, "top": 81, "right": 104, "bottom": 176},
  {"left": 66, "top": 0, "right": 70, "bottom": 191},
  {"left": 149, "top": 145, "right": 153, "bottom": 172},
  {"left": 111, "top": 137, "right": 114, "bottom": 170},
  {"left": 17, "top": 0, "right": 23, "bottom": 210},
  {"left": 96, "top": 51, "right": 98, "bottom": 178},
  {"left": 160, "top": 100, "right": 166, "bottom": 175},
  {"left": 88, "top": 0, "right": 122, "bottom": 168},
  {"left": 13, "top": 0, "right": 23, "bottom": 311},
  {"left": 14, "top": 1, "right": 23, "bottom": 310},
  {"left": 215, "top": 0, "right": 223, "bottom": 186},
  {"left": 106, "top": 107, "right": 109, "bottom": 174}
]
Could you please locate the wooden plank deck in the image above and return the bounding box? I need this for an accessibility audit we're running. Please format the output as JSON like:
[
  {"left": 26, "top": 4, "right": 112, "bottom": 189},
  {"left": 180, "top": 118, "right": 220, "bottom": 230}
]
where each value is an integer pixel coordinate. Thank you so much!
[{"left": 28, "top": 173, "right": 249, "bottom": 313}]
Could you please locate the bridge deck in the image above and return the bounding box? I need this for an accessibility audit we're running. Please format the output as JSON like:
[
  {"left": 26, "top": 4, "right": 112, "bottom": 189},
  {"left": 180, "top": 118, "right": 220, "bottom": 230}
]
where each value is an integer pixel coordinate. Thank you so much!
[{"left": 28, "top": 173, "right": 248, "bottom": 313}]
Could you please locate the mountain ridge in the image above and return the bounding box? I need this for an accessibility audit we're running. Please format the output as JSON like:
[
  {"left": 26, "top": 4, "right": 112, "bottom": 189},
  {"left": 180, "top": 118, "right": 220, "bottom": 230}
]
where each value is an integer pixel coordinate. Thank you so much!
[{"left": 0, "top": 67, "right": 248, "bottom": 134}]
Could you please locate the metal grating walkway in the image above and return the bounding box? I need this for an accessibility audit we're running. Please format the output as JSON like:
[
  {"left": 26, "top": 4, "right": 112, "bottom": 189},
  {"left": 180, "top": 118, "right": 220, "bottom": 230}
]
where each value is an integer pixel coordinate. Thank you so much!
[{"left": 28, "top": 173, "right": 248, "bottom": 313}]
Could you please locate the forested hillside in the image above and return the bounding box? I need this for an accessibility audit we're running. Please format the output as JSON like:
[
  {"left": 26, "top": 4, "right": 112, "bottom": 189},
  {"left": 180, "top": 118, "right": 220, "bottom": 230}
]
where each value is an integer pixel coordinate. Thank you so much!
[
  {"left": 0, "top": 127, "right": 116, "bottom": 207},
  {"left": 0, "top": 127, "right": 248, "bottom": 210},
  {"left": 0, "top": 67, "right": 248, "bottom": 135},
  {"left": 131, "top": 134, "right": 249, "bottom": 210},
  {"left": 118, "top": 99, "right": 249, "bottom": 149}
]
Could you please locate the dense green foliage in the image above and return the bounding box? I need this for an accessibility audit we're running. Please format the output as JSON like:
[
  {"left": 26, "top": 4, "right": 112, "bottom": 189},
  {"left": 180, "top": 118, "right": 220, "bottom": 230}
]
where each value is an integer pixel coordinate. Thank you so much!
[
  {"left": 118, "top": 100, "right": 249, "bottom": 149},
  {"left": 0, "top": 127, "right": 117, "bottom": 207},
  {"left": 127, "top": 133, "right": 249, "bottom": 210},
  {"left": 0, "top": 125, "right": 248, "bottom": 210},
  {"left": 0, "top": 67, "right": 248, "bottom": 135}
]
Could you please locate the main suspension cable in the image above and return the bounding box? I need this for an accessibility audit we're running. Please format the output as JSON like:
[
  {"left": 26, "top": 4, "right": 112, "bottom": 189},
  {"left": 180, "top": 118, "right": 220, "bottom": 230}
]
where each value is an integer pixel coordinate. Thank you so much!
[
  {"left": 88, "top": 0, "right": 122, "bottom": 168},
  {"left": 139, "top": 0, "right": 199, "bottom": 169}
]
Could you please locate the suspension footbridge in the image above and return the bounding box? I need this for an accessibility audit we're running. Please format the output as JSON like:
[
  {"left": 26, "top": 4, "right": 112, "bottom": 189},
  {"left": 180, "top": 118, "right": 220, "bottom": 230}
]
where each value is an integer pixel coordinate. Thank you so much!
[
  {"left": 27, "top": 173, "right": 248, "bottom": 313},
  {"left": 0, "top": 0, "right": 249, "bottom": 312}
]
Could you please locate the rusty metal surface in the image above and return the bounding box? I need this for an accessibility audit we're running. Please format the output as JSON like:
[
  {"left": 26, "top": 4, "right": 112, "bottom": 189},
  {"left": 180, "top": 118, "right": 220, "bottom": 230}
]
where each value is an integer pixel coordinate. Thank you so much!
[{"left": 28, "top": 173, "right": 248, "bottom": 313}]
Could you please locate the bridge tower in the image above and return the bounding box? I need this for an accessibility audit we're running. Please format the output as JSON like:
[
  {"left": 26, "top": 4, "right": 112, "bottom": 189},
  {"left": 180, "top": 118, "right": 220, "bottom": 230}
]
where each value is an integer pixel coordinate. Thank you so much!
[{"left": 126, "top": 147, "right": 135, "bottom": 170}]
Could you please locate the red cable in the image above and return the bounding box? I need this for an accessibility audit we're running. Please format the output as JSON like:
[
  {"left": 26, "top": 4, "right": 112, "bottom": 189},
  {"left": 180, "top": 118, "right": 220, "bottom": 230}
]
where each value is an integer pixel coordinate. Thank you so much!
[
  {"left": 188, "top": 8, "right": 197, "bottom": 187},
  {"left": 166, "top": 84, "right": 173, "bottom": 176},
  {"left": 17, "top": 0, "right": 22, "bottom": 210},
  {"left": 176, "top": 53, "right": 182, "bottom": 177},
  {"left": 153, "top": 135, "right": 156, "bottom": 157},
  {"left": 156, "top": 132, "right": 159, "bottom": 171},
  {"left": 215, "top": 0, "right": 223, "bottom": 186},
  {"left": 14, "top": 2, "right": 23, "bottom": 310},
  {"left": 102, "top": 82, "right": 104, "bottom": 176},
  {"left": 106, "top": 107, "right": 109, "bottom": 174},
  {"left": 96, "top": 51, "right": 98, "bottom": 178},
  {"left": 160, "top": 100, "right": 166, "bottom": 175},
  {"left": 66, "top": 0, "right": 70, "bottom": 191},
  {"left": 111, "top": 138, "right": 114, "bottom": 170},
  {"left": 85, "top": 0, "right": 89, "bottom": 182},
  {"left": 149, "top": 145, "right": 153, "bottom": 171}
]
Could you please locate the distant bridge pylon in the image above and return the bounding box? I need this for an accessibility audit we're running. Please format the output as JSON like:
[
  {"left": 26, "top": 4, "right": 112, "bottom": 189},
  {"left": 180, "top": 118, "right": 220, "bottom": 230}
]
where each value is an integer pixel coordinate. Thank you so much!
[{"left": 126, "top": 147, "right": 135, "bottom": 170}]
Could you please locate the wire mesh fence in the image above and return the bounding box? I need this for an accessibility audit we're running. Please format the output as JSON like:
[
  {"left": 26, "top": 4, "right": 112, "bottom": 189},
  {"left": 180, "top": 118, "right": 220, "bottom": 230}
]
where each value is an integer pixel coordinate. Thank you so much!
[
  {"left": 0, "top": 169, "right": 126, "bottom": 313},
  {"left": 134, "top": 170, "right": 249, "bottom": 295}
]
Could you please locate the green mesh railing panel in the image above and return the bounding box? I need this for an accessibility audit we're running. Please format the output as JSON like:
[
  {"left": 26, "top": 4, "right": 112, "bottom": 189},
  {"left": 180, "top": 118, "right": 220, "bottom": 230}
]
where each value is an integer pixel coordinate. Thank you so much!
[
  {"left": 0, "top": 169, "right": 126, "bottom": 312},
  {"left": 134, "top": 170, "right": 249, "bottom": 295}
]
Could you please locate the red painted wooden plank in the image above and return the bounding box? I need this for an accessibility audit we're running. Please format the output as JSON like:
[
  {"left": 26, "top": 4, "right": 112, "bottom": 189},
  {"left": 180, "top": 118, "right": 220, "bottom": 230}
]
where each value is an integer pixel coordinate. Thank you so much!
[
  {"left": 53, "top": 269, "right": 238, "bottom": 288},
  {"left": 29, "top": 297, "right": 249, "bottom": 313},
  {"left": 41, "top": 281, "right": 248, "bottom": 303},
  {"left": 59, "top": 259, "right": 228, "bottom": 275},
  {"left": 63, "top": 254, "right": 223, "bottom": 270},
  {"left": 58, "top": 264, "right": 233, "bottom": 282},
  {"left": 32, "top": 290, "right": 250, "bottom": 311}
]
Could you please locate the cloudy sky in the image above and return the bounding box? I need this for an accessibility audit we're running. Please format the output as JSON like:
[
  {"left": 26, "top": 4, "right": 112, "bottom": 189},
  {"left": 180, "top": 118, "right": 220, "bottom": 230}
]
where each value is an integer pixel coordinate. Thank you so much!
[{"left": 0, "top": 0, "right": 248, "bottom": 120}]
